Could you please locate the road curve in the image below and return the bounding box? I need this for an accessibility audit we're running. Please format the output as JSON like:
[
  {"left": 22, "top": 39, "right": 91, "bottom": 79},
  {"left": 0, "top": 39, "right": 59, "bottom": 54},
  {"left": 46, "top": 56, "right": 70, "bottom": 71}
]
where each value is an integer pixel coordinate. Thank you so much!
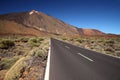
[{"left": 48, "top": 38, "right": 120, "bottom": 80}]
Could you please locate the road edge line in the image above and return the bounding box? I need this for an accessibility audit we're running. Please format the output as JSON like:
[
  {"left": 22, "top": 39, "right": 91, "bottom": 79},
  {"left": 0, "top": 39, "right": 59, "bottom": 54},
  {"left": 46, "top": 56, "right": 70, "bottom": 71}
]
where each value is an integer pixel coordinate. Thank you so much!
[{"left": 44, "top": 41, "right": 51, "bottom": 80}]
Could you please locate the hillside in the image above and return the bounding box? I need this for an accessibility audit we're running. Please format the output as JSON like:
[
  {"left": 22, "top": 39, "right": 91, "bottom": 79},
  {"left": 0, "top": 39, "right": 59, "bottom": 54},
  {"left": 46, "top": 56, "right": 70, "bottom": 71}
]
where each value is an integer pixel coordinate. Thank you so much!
[
  {"left": 0, "top": 10, "right": 105, "bottom": 37},
  {"left": 0, "top": 20, "right": 48, "bottom": 36},
  {"left": 78, "top": 28, "right": 105, "bottom": 36}
]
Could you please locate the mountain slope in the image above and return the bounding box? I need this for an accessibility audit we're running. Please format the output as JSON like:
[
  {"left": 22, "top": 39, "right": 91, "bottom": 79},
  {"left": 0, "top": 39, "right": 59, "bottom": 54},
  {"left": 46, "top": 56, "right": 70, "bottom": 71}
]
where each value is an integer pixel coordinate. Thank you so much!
[
  {"left": 78, "top": 28, "right": 105, "bottom": 36},
  {"left": 0, "top": 20, "right": 48, "bottom": 36},
  {"left": 0, "top": 10, "right": 105, "bottom": 37}
]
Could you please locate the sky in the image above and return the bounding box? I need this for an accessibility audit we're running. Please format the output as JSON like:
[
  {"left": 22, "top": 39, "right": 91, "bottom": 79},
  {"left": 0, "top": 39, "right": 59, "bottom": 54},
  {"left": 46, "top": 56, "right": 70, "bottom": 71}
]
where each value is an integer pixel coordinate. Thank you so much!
[{"left": 0, "top": 0, "right": 120, "bottom": 34}]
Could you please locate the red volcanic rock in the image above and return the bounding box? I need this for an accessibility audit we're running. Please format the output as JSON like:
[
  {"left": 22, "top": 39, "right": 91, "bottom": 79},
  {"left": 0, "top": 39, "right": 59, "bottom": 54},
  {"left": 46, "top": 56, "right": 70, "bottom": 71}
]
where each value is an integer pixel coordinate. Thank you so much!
[{"left": 78, "top": 28, "right": 105, "bottom": 36}]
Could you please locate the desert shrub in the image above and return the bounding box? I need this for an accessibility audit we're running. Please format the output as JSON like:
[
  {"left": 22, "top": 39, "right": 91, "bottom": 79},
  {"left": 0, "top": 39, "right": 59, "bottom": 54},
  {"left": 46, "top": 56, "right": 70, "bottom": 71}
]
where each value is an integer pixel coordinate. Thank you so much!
[
  {"left": 38, "top": 37, "right": 44, "bottom": 42},
  {"left": 5, "top": 57, "right": 27, "bottom": 80},
  {"left": 4, "top": 47, "right": 48, "bottom": 80},
  {"left": 105, "top": 40, "right": 115, "bottom": 44},
  {"left": 13, "top": 38, "right": 21, "bottom": 42},
  {"left": 0, "top": 39, "right": 15, "bottom": 49},
  {"left": 20, "top": 37, "right": 29, "bottom": 42},
  {"left": 62, "top": 38, "right": 67, "bottom": 40},
  {"left": 0, "top": 57, "right": 19, "bottom": 70},
  {"left": 97, "top": 39, "right": 103, "bottom": 43},
  {"left": 90, "top": 40, "right": 94, "bottom": 43},
  {"left": 28, "top": 48, "right": 47, "bottom": 60},
  {"left": 116, "top": 38, "right": 120, "bottom": 42},
  {"left": 76, "top": 38, "right": 83, "bottom": 43},
  {"left": 28, "top": 38, "right": 40, "bottom": 47},
  {"left": 104, "top": 48, "right": 114, "bottom": 52},
  {"left": 69, "top": 38, "right": 74, "bottom": 41},
  {"left": 29, "top": 38, "right": 37, "bottom": 43},
  {"left": 35, "top": 49, "right": 47, "bottom": 60}
]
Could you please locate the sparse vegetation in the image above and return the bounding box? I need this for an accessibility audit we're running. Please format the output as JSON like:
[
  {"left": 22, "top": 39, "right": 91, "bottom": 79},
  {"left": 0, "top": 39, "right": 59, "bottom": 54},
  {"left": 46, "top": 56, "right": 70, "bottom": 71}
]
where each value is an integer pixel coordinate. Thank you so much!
[
  {"left": 76, "top": 38, "right": 83, "bottom": 43},
  {"left": 5, "top": 57, "right": 27, "bottom": 80},
  {"left": 62, "top": 38, "right": 67, "bottom": 40},
  {"left": 0, "top": 36, "right": 120, "bottom": 80},
  {"left": 105, "top": 40, "right": 115, "bottom": 44},
  {"left": 5, "top": 47, "right": 48, "bottom": 80},
  {"left": 35, "top": 49, "right": 47, "bottom": 60},
  {"left": 38, "top": 37, "right": 44, "bottom": 41},
  {"left": 0, "top": 56, "right": 20, "bottom": 70},
  {"left": 61, "top": 37, "right": 120, "bottom": 57},
  {"left": 20, "top": 37, "right": 29, "bottom": 42},
  {"left": 0, "top": 39, "right": 14, "bottom": 49},
  {"left": 28, "top": 37, "right": 44, "bottom": 47},
  {"left": 0, "top": 36, "right": 49, "bottom": 80},
  {"left": 28, "top": 38, "right": 39, "bottom": 47}
]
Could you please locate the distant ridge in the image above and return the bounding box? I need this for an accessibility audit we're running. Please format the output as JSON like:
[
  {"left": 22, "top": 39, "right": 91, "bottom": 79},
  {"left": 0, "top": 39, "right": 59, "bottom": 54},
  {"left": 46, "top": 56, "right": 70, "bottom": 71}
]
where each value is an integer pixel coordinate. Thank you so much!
[{"left": 0, "top": 10, "right": 107, "bottom": 37}]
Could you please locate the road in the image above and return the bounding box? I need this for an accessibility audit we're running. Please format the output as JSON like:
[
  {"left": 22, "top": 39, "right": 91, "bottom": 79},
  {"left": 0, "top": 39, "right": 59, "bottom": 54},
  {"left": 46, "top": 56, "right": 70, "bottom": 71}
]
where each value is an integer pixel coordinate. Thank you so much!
[{"left": 46, "top": 38, "right": 120, "bottom": 80}]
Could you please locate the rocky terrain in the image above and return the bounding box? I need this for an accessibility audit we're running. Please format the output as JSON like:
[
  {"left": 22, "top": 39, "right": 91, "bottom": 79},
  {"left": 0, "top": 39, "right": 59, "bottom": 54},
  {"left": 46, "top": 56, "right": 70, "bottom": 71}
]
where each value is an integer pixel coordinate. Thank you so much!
[
  {"left": 0, "top": 36, "right": 49, "bottom": 80},
  {"left": 0, "top": 36, "right": 120, "bottom": 80}
]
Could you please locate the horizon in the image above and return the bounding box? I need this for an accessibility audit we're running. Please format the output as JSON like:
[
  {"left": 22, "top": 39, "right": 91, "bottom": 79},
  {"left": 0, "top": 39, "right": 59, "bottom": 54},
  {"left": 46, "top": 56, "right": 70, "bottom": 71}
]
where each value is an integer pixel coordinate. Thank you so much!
[{"left": 0, "top": 0, "right": 120, "bottom": 34}]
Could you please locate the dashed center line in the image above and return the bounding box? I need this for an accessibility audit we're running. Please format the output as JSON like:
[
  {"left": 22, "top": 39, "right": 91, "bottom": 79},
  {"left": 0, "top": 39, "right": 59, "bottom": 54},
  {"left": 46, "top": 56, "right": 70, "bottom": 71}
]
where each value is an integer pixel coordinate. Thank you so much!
[
  {"left": 77, "top": 53, "right": 94, "bottom": 62},
  {"left": 65, "top": 46, "right": 70, "bottom": 49}
]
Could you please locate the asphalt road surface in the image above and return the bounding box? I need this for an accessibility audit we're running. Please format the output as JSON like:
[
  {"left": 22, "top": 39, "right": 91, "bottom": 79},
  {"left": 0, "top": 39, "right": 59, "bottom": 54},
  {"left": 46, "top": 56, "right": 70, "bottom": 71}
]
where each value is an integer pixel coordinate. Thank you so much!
[{"left": 48, "top": 38, "right": 120, "bottom": 80}]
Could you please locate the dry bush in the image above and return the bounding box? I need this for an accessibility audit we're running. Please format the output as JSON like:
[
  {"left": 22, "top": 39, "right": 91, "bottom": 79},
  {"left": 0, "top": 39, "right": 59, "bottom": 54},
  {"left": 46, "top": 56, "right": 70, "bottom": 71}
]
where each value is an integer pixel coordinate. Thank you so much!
[
  {"left": 76, "top": 38, "right": 83, "bottom": 43},
  {"left": 5, "top": 57, "right": 27, "bottom": 80},
  {"left": 28, "top": 37, "right": 44, "bottom": 47},
  {"left": 0, "top": 39, "right": 14, "bottom": 49},
  {"left": 5, "top": 46, "right": 48, "bottom": 80},
  {"left": 0, "top": 56, "right": 19, "bottom": 70}
]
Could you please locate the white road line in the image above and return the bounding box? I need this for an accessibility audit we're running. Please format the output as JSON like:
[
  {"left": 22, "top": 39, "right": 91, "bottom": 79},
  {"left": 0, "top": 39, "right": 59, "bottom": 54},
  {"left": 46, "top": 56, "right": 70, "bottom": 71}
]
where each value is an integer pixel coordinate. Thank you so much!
[
  {"left": 77, "top": 53, "right": 94, "bottom": 62},
  {"left": 44, "top": 43, "right": 51, "bottom": 80},
  {"left": 65, "top": 46, "right": 70, "bottom": 49}
]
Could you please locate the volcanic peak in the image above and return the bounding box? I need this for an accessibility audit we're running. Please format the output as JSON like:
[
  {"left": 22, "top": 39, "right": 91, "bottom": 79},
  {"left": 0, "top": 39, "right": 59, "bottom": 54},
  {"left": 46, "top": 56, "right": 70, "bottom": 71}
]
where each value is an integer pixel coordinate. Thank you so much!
[{"left": 29, "top": 10, "right": 39, "bottom": 15}]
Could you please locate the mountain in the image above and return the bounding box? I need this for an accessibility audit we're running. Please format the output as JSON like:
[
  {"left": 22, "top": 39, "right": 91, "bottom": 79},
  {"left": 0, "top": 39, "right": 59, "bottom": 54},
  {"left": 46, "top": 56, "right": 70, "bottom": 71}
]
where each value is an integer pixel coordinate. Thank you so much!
[
  {"left": 0, "top": 10, "right": 105, "bottom": 37},
  {"left": 78, "top": 28, "right": 105, "bottom": 36}
]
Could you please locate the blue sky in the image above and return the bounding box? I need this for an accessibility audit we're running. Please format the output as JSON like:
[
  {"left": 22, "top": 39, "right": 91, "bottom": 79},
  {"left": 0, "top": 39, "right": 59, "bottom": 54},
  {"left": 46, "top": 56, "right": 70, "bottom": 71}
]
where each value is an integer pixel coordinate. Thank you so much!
[{"left": 0, "top": 0, "right": 120, "bottom": 34}]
